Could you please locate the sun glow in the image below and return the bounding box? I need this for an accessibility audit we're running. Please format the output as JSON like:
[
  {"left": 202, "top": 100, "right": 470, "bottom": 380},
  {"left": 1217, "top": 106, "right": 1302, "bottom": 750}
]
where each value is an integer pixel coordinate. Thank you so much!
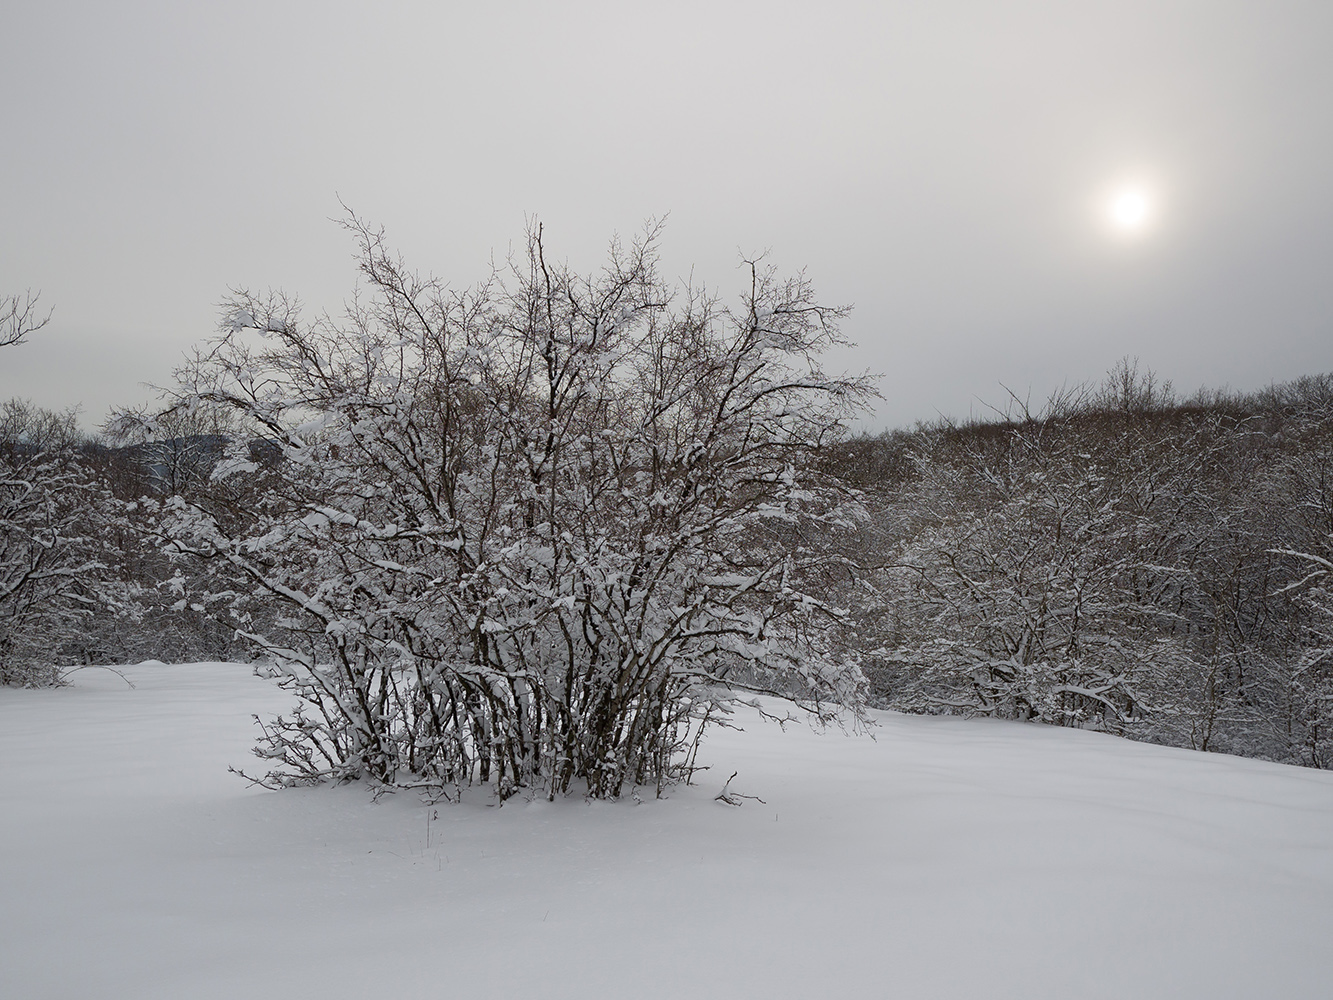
[{"left": 1104, "top": 184, "right": 1155, "bottom": 236}]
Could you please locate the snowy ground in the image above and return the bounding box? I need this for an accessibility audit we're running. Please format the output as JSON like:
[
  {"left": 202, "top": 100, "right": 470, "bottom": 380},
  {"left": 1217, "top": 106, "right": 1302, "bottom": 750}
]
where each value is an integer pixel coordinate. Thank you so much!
[{"left": 3, "top": 663, "right": 1332, "bottom": 999}]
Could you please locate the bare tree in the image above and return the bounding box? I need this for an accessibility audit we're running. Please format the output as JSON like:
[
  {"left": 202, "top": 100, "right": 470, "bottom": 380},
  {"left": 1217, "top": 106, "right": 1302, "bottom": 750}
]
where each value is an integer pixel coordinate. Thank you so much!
[
  {"left": 104, "top": 401, "right": 239, "bottom": 499},
  {"left": 1, "top": 291, "right": 52, "bottom": 348},
  {"left": 1094, "top": 356, "right": 1174, "bottom": 415}
]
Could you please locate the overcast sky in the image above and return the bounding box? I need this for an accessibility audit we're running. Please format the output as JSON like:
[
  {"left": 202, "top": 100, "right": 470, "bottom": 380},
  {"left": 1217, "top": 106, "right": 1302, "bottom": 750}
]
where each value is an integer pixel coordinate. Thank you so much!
[{"left": 2, "top": 0, "right": 1330, "bottom": 430}]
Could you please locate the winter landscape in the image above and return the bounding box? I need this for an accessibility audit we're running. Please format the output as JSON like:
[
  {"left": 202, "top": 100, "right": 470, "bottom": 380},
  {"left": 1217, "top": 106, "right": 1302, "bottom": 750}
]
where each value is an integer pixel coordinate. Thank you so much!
[
  {"left": 5, "top": 3, "right": 1333, "bottom": 997},
  {"left": 5, "top": 661, "right": 1332, "bottom": 999}
]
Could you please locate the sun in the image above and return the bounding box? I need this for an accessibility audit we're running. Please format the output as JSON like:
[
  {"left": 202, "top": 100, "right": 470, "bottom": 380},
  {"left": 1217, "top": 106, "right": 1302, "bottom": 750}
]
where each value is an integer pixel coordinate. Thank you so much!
[{"left": 1105, "top": 185, "right": 1154, "bottom": 236}]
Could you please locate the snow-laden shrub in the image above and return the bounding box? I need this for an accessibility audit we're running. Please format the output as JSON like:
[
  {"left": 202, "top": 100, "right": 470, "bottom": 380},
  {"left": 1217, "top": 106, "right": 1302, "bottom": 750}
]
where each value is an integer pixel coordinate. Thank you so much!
[
  {"left": 157, "top": 218, "right": 874, "bottom": 798},
  {"left": 866, "top": 410, "right": 1235, "bottom": 732},
  {"left": 0, "top": 402, "right": 123, "bottom": 686}
]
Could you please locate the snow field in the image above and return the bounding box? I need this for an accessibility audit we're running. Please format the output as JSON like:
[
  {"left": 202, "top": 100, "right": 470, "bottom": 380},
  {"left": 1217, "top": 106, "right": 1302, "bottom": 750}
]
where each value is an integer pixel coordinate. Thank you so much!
[{"left": 3, "top": 662, "right": 1332, "bottom": 999}]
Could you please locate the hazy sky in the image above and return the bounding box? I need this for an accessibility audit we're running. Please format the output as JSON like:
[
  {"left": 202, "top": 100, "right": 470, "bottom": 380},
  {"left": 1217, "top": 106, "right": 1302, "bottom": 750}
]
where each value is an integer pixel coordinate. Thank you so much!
[{"left": 3, "top": 0, "right": 1330, "bottom": 430}]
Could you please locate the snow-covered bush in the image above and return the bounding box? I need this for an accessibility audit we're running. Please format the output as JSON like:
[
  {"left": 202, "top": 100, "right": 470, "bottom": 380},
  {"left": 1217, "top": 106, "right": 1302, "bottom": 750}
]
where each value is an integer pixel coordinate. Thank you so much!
[
  {"left": 0, "top": 402, "right": 123, "bottom": 685},
  {"left": 157, "top": 218, "right": 873, "bottom": 797},
  {"left": 879, "top": 425, "right": 1155, "bottom": 726}
]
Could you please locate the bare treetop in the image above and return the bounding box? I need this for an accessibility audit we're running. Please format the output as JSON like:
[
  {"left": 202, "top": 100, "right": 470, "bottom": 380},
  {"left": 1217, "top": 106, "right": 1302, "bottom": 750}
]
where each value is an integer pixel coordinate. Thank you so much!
[{"left": 1, "top": 291, "right": 52, "bottom": 349}]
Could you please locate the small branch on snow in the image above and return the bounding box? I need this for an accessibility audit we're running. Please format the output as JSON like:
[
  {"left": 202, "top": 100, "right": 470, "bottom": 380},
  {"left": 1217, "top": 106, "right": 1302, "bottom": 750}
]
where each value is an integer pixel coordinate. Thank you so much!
[
  {"left": 715, "top": 770, "right": 765, "bottom": 806},
  {"left": 57, "top": 664, "right": 136, "bottom": 689},
  {"left": 227, "top": 765, "right": 284, "bottom": 789}
]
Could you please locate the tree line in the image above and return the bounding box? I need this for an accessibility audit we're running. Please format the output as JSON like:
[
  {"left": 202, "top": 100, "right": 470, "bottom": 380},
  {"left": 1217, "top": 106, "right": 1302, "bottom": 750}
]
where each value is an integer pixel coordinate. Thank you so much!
[{"left": 827, "top": 361, "right": 1333, "bottom": 768}]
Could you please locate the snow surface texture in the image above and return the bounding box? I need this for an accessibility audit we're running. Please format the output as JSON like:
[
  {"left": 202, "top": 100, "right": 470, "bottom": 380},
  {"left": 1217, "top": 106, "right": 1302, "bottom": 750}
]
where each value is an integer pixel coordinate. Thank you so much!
[{"left": 3, "top": 663, "right": 1332, "bottom": 999}]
